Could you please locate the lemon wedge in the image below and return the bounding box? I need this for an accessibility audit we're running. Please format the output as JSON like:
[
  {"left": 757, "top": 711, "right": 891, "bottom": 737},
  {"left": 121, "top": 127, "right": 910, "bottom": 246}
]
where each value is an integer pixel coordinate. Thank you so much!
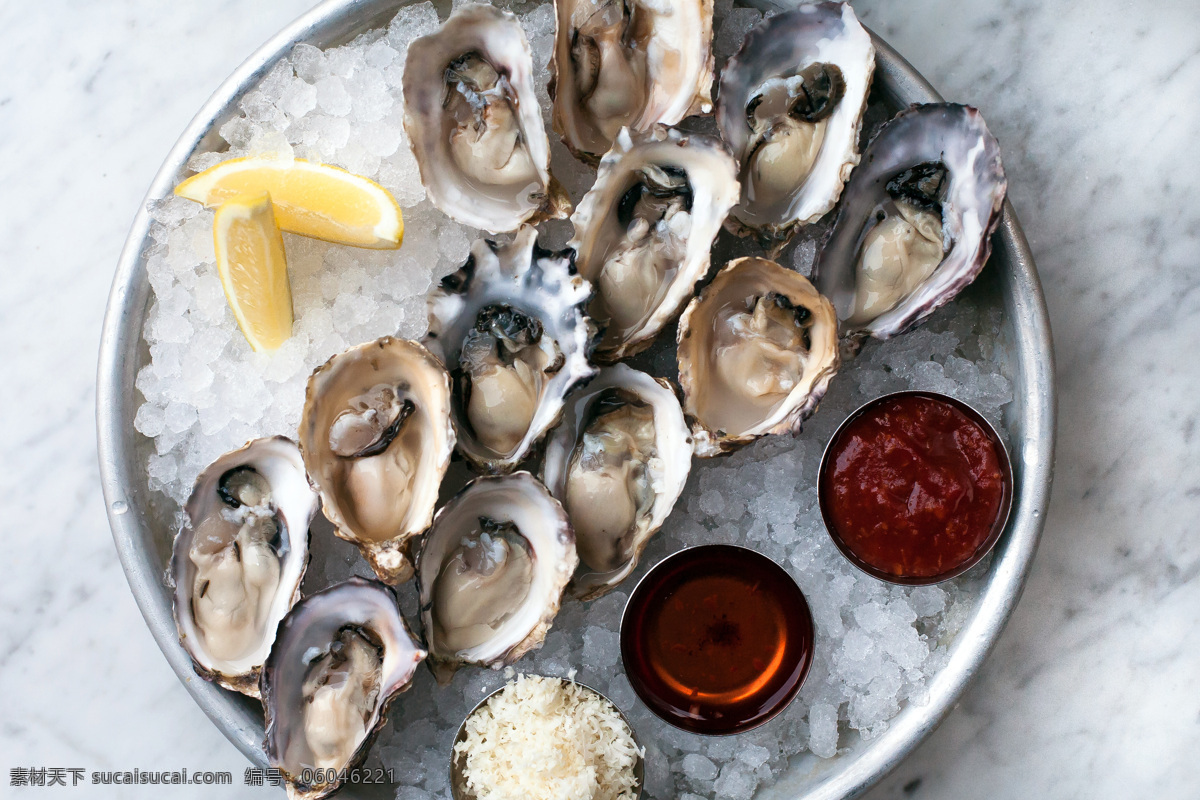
[
  {"left": 178, "top": 157, "right": 403, "bottom": 249},
  {"left": 213, "top": 192, "right": 294, "bottom": 352}
]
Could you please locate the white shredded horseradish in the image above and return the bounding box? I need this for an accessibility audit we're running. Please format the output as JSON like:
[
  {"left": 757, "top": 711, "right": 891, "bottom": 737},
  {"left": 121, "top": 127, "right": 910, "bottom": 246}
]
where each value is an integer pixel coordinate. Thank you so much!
[{"left": 455, "top": 674, "right": 643, "bottom": 800}]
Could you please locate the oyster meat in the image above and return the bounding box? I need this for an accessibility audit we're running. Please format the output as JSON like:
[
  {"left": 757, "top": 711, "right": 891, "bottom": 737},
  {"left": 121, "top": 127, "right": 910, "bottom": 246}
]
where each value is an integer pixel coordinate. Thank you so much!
[
  {"left": 170, "top": 437, "right": 317, "bottom": 698},
  {"left": 717, "top": 2, "right": 874, "bottom": 244},
  {"left": 299, "top": 337, "right": 454, "bottom": 584},
  {"left": 262, "top": 578, "right": 425, "bottom": 800},
  {"left": 403, "top": 4, "right": 569, "bottom": 233},
  {"left": 677, "top": 257, "right": 840, "bottom": 456},
  {"left": 416, "top": 472, "right": 577, "bottom": 683},
  {"left": 551, "top": 0, "right": 715, "bottom": 162},
  {"left": 569, "top": 126, "right": 739, "bottom": 361},
  {"left": 812, "top": 103, "right": 1007, "bottom": 339},
  {"left": 541, "top": 364, "right": 692, "bottom": 600},
  {"left": 424, "top": 225, "right": 597, "bottom": 473}
]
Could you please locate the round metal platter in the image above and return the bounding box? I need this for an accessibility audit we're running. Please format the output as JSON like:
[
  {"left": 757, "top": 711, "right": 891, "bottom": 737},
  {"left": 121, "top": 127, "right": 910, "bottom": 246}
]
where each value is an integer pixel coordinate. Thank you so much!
[{"left": 96, "top": 1, "right": 1056, "bottom": 797}]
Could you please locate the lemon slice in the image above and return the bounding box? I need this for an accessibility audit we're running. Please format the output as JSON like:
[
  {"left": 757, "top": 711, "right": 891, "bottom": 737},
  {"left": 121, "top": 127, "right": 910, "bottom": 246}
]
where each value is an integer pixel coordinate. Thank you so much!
[
  {"left": 178, "top": 157, "right": 403, "bottom": 249},
  {"left": 213, "top": 192, "right": 293, "bottom": 352}
]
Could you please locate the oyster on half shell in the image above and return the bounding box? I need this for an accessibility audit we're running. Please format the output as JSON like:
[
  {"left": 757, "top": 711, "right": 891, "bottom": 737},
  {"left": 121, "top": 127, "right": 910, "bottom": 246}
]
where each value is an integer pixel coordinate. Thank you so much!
[
  {"left": 551, "top": 0, "right": 715, "bottom": 163},
  {"left": 677, "top": 257, "right": 840, "bottom": 456},
  {"left": 262, "top": 578, "right": 425, "bottom": 800},
  {"left": 717, "top": 2, "right": 874, "bottom": 246},
  {"left": 424, "top": 225, "right": 597, "bottom": 474},
  {"left": 403, "top": 3, "right": 569, "bottom": 233},
  {"left": 541, "top": 364, "right": 692, "bottom": 600},
  {"left": 171, "top": 436, "right": 317, "bottom": 698},
  {"left": 812, "top": 103, "right": 1007, "bottom": 340},
  {"left": 299, "top": 337, "right": 455, "bottom": 584},
  {"left": 416, "top": 472, "right": 577, "bottom": 683},
  {"left": 569, "top": 126, "right": 739, "bottom": 362}
]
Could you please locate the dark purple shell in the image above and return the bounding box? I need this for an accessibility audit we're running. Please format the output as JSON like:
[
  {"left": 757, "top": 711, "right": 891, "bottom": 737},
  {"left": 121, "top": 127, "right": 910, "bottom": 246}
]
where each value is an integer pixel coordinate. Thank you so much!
[
  {"left": 812, "top": 103, "right": 1007, "bottom": 339},
  {"left": 261, "top": 578, "right": 425, "bottom": 800},
  {"left": 422, "top": 225, "right": 598, "bottom": 474}
]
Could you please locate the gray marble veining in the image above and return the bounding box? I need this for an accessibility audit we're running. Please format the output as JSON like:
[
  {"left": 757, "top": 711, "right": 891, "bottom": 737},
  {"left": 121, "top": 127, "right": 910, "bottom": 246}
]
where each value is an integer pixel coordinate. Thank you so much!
[{"left": 1, "top": 0, "right": 1196, "bottom": 798}]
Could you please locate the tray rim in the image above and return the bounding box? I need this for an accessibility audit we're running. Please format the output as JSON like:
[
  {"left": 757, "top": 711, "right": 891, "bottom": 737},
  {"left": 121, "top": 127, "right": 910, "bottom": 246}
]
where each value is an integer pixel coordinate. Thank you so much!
[{"left": 96, "top": 2, "right": 1057, "bottom": 797}]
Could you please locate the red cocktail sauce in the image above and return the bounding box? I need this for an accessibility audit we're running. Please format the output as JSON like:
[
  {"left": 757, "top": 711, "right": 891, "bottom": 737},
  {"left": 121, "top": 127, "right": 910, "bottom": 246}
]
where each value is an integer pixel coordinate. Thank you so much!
[{"left": 819, "top": 393, "right": 1011, "bottom": 583}]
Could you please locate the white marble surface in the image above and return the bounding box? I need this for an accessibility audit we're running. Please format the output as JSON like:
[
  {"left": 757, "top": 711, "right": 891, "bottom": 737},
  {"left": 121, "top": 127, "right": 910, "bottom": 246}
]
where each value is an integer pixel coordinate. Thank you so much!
[{"left": 1, "top": 0, "right": 1197, "bottom": 798}]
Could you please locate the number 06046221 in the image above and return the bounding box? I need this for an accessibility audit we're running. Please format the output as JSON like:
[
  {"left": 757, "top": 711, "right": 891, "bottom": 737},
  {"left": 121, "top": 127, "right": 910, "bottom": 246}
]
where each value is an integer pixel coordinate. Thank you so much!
[{"left": 300, "top": 767, "right": 395, "bottom": 786}]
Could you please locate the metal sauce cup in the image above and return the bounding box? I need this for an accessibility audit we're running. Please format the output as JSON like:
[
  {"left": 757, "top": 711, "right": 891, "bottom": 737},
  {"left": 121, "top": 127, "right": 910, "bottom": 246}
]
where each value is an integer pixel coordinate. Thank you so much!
[
  {"left": 449, "top": 677, "right": 644, "bottom": 800},
  {"left": 620, "top": 544, "right": 814, "bottom": 735},
  {"left": 818, "top": 390, "right": 1015, "bottom": 585}
]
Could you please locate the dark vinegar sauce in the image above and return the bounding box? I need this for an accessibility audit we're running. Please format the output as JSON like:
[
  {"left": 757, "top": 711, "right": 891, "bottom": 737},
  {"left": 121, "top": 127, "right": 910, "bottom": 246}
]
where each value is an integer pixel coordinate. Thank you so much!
[{"left": 621, "top": 545, "right": 813, "bottom": 734}]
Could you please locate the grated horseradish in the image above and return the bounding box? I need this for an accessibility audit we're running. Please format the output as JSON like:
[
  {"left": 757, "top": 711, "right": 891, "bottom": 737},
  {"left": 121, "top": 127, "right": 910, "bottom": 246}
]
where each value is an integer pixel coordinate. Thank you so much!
[{"left": 455, "top": 674, "right": 642, "bottom": 800}]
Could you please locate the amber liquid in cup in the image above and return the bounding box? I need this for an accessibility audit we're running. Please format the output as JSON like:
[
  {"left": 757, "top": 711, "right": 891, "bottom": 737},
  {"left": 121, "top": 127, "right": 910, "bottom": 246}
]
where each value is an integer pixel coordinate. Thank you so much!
[{"left": 621, "top": 545, "right": 813, "bottom": 734}]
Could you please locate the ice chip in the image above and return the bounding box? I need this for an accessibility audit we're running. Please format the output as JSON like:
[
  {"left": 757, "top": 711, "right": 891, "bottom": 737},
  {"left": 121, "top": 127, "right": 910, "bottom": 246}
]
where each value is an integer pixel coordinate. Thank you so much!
[
  {"left": 326, "top": 47, "right": 366, "bottom": 80},
  {"left": 134, "top": 403, "right": 166, "bottom": 438},
  {"left": 147, "top": 453, "right": 180, "bottom": 488},
  {"left": 682, "top": 754, "right": 719, "bottom": 783},
  {"left": 186, "top": 150, "right": 225, "bottom": 174},
  {"left": 315, "top": 76, "right": 353, "bottom": 117},
  {"left": 437, "top": 225, "right": 471, "bottom": 264},
  {"left": 808, "top": 703, "right": 839, "bottom": 758},
  {"left": 365, "top": 39, "right": 397, "bottom": 69},
  {"left": 219, "top": 116, "right": 260, "bottom": 149},
  {"left": 163, "top": 401, "right": 198, "bottom": 434},
  {"left": 582, "top": 626, "right": 620, "bottom": 669},
  {"left": 279, "top": 77, "right": 318, "bottom": 118},
  {"left": 335, "top": 140, "right": 380, "bottom": 178},
  {"left": 247, "top": 130, "right": 294, "bottom": 160},
  {"left": 390, "top": 1, "right": 440, "bottom": 42},
  {"left": 240, "top": 90, "right": 281, "bottom": 125},
  {"left": 395, "top": 787, "right": 432, "bottom": 800},
  {"left": 737, "top": 743, "right": 771, "bottom": 770},
  {"left": 290, "top": 43, "right": 329, "bottom": 82},
  {"left": 713, "top": 764, "right": 756, "bottom": 800},
  {"left": 910, "top": 585, "right": 948, "bottom": 617},
  {"left": 841, "top": 628, "right": 874, "bottom": 662},
  {"left": 699, "top": 489, "right": 725, "bottom": 517},
  {"left": 359, "top": 120, "right": 403, "bottom": 157}
]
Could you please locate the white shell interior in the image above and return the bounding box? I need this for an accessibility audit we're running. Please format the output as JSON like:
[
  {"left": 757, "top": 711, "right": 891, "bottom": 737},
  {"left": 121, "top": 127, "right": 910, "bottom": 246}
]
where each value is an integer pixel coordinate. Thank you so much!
[
  {"left": 718, "top": 2, "right": 874, "bottom": 234},
  {"left": 568, "top": 126, "right": 739, "bottom": 360},
  {"left": 540, "top": 363, "right": 693, "bottom": 597},
  {"left": 171, "top": 437, "right": 316, "bottom": 687},
  {"left": 403, "top": 3, "right": 561, "bottom": 232},
  {"left": 417, "top": 472, "right": 577, "bottom": 668},
  {"left": 299, "top": 337, "right": 455, "bottom": 581}
]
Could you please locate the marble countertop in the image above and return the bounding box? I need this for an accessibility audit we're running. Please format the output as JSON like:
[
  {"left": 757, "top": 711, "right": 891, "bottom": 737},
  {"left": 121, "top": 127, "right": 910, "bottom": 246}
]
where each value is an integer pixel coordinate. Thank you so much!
[{"left": 2, "top": 0, "right": 1196, "bottom": 797}]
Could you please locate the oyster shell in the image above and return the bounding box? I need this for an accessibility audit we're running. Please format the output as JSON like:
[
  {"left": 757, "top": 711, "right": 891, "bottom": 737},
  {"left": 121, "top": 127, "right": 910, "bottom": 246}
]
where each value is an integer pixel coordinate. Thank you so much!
[
  {"left": 262, "top": 578, "right": 425, "bottom": 800},
  {"left": 416, "top": 472, "right": 577, "bottom": 683},
  {"left": 677, "top": 257, "right": 840, "bottom": 456},
  {"left": 402, "top": 4, "right": 569, "bottom": 233},
  {"left": 299, "top": 337, "right": 454, "bottom": 584},
  {"left": 717, "top": 2, "right": 874, "bottom": 245},
  {"left": 569, "top": 126, "right": 739, "bottom": 362},
  {"left": 812, "top": 103, "right": 1007, "bottom": 339},
  {"left": 551, "top": 0, "right": 715, "bottom": 163},
  {"left": 541, "top": 364, "right": 692, "bottom": 600},
  {"left": 424, "top": 225, "right": 597, "bottom": 473},
  {"left": 170, "top": 436, "right": 316, "bottom": 698}
]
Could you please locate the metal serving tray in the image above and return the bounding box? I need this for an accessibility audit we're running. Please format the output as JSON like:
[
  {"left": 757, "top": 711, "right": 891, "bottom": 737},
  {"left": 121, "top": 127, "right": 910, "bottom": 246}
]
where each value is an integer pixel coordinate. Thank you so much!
[{"left": 97, "top": 1, "right": 1056, "bottom": 797}]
